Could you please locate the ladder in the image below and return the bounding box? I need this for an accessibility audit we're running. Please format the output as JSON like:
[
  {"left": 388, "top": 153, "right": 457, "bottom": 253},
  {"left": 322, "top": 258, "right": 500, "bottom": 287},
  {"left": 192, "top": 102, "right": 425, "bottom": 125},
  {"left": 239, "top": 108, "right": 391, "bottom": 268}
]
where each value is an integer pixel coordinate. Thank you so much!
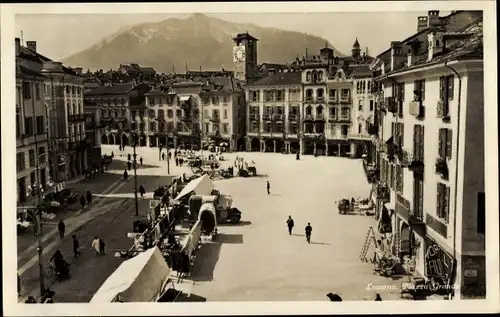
[{"left": 359, "top": 226, "right": 377, "bottom": 263}]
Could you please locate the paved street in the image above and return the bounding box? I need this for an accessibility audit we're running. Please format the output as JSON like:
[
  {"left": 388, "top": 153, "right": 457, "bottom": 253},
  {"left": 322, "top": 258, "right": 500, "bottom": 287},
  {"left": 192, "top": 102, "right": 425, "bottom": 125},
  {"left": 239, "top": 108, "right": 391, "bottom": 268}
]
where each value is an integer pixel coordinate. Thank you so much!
[
  {"left": 18, "top": 150, "right": 177, "bottom": 302},
  {"left": 181, "top": 152, "right": 404, "bottom": 301}
]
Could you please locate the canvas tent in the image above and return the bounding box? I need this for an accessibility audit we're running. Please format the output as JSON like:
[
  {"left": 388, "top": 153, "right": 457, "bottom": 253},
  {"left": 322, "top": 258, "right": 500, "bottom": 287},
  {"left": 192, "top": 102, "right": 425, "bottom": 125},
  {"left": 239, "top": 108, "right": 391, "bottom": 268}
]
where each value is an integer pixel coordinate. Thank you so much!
[
  {"left": 174, "top": 174, "right": 213, "bottom": 201},
  {"left": 90, "top": 247, "right": 171, "bottom": 303}
]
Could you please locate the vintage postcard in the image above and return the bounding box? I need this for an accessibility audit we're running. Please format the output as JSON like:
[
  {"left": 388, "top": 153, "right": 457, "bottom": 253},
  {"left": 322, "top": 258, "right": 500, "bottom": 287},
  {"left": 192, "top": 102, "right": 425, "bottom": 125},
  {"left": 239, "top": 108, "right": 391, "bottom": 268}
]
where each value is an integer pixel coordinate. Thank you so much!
[{"left": 1, "top": 1, "right": 498, "bottom": 316}]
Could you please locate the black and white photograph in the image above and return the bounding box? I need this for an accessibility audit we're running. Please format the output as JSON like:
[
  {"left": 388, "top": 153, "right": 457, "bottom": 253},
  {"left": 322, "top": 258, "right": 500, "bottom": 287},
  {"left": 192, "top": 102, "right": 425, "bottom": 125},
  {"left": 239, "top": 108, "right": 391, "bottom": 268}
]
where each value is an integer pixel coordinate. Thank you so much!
[{"left": 1, "top": 1, "right": 498, "bottom": 316}]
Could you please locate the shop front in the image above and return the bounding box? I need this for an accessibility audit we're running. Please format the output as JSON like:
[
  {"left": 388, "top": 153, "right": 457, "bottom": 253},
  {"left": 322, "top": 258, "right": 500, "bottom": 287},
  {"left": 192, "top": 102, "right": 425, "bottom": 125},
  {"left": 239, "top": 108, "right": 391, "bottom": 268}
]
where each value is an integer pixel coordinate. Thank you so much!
[{"left": 424, "top": 236, "right": 456, "bottom": 297}]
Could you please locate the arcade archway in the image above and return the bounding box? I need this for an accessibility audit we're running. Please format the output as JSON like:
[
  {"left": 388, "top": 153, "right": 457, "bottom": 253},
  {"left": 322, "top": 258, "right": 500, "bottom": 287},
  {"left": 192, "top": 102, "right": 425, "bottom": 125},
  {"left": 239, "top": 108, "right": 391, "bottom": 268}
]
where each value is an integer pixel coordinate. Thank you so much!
[
  {"left": 250, "top": 138, "right": 260, "bottom": 152},
  {"left": 101, "top": 134, "right": 109, "bottom": 145}
]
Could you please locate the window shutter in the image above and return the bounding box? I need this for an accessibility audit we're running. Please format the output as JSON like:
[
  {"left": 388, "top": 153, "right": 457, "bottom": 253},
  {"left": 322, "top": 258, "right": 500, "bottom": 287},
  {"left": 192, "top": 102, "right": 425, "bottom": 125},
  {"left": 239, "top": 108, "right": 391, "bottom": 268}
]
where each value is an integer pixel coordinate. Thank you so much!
[
  {"left": 401, "top": 83, "right": 405, "bottom": 101},
  {"left": 444, "top": 186, "right": 450, "bottom": 223},
  {"left": 438, "top": 128, "right": 446, "bottom": 159},
  {"left": 421, "top": 80, "right": 426, "bottom": 101},
  {"left": 413, "top": 125, "right": 418, "bottom": 159},
  {"left": 400, "top": 164, "right": 404, "bottom": 193},
  {"left": 419, "top": 126, "right": 425, "bottom": 162},
  {"left": 413, "top": 178, "right": 418, "bottom": 214},
  {"left": 439, "top": 77, "right": 444, "bottom": 100},
  {"left": 401, "top": 123, "right": 404, "bottom": 147},
  {"left": 418, "top": 180, "right": 424, "bottom": 218},
  {"left": 448, "top": 75, "right": 454, "bottom": 100},
  {"left": 391, "top": 122, "right": 395, "bottom": 137},
  {"left": 446, "top": 129, "right": 453, "bottom": 159},
  {"left": 436, "top": 183, "right": 442, "bottom": 218}
]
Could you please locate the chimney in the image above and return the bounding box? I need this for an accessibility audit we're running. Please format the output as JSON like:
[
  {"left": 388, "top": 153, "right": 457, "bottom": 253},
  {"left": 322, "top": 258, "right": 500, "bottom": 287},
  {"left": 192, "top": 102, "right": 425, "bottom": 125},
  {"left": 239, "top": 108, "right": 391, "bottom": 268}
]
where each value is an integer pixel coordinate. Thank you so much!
[
  {"left": 427, "top": 27, "right": 445, "bottom": 62},
  {"left": 15, "top": 38, "right": 20, "bottom": 56},
  {"left": 26, "top": 41, "right": 37, "bottom": 52},
  {"left": 417, "top": 16, "right": 429, "bottom": 32},
  {"left": 390, "top": 41, "right": 404, "bottom": 72},
  {"left": 428, "top": 10, "right": 441, "bottom": 28}
]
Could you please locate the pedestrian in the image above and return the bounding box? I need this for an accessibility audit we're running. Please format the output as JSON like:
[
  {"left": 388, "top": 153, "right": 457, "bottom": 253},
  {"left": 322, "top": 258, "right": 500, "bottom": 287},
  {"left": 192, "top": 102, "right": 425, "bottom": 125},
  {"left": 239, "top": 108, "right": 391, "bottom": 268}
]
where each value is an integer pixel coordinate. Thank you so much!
[
  {"left": 127, "top": 161, "right": 132, "bottom": 171},
  {"left": 123, "top": 169, "right": 128, "bottom": 181},
  {"left": 162, "top": 153, "right": 165, "bottom": 161},
  {"left": 80, "top": 195, "right": 85, "bottom": 210},
  {"left": 175, "top": 157, "right": 179, "bottom": 167},
  {"left": 72, "top": 235, "right": 81, "bottom": 258},
  {"left": 296, "top": 152, "right": 300, "bottom": 160},
  {"left": 119, "top": 144, "right": 122, "bottom": 151},
  {"left": 140, "top": 157, "right": 143, "bottom": 166},
  {"left": 111, "top": 151, "right": 114, "bottom": 158},
  {"left": 266, "top": 181, "right": 271, "bottom": 195},
  {"left": 286, "top": 216, "right": 295, "bottom": 235},
  {"left": 375, "top": 293, "right": 382, "bottom": 301},
  {"left": 86, "top": 190, "right": 92, "bottom": 205},
  {"left": 57, "top": 220, "right": 65, "bottom": 239},
  {"left": 305, "top": 222, "right": 312, "bottom": 243},
  {"left": 139, "top": 185, "right": 145, "bottom": 198},
  {"left": 92, "top": 236, "right": 100, "bottom": 256},
  {"left": 128, "top": 153, "right": 131, "bottom": 161},
  {"left": 99, "top": 238, "right": 106, "bottom": 255}
]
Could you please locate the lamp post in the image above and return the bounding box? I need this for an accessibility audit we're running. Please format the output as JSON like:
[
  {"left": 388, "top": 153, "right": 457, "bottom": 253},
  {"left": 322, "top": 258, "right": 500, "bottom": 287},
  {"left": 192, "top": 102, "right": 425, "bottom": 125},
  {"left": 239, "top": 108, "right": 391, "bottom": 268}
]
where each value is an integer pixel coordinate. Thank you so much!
[
  {"left": 132, "top": 132, "right": 139, "bottom": 216},
  {"left": 35, "top": 152, "right": 50, "bottom": 296}
]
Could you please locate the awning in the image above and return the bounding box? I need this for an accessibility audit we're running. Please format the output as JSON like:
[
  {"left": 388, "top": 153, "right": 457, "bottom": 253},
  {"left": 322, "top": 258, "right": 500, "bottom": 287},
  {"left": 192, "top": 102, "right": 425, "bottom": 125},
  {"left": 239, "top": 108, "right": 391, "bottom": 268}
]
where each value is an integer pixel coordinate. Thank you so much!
[
  {"left": 384, "top": 201, "right": 395, "bottom": 211},
  {"left": 90, "top": 247, "right": 171, "bottom": 303},
  {"left": 174, "top": 174, "right": 214, "bottom": 201},
  {"left": 179, "top": 96, "right": 191, "bottom": 102}
]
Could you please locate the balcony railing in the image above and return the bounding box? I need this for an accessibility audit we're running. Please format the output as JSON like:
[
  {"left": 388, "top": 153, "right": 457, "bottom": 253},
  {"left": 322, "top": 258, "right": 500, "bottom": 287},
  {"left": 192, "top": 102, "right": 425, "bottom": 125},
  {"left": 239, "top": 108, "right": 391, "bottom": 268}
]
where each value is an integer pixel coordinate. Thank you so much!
[
  {"left": 340, "top": 96, "right": 351, "bottom": 104},
  {"left": 315, "top": 114, "right": 325, "bottom": 121},
  {"left": 316, "top": 97, "right": 325, "bottom": 103},
  {"left": 272, "top": 114, "right": 284, "bottom": 121},
  {"left": 329, "top": 116, "right": 351, "bottom": 123},
  {"left": 435, "top": 157, "right": 449, "bottom": 180},
  {"left": 209, "top": 116, "right": 220, "bottom": 122},
  {"left": 304, "top": 97, "right": 314, "bottom": 103},
  {"left": 288, "top": 114, "right": 299, "bottom": 121},
  {"left": 409, "top": 100, "right": 425, "bottom": 118},
  {"left": 249, "top": 113, "right": 260, "bottom": 120},
  {"left": 303, "top": 132, "right": 325, "bottom": 139},
  {"left": 327, "top": 97, "right": 338, "bottom": 104},
  {"left": 303, "top": 114, "right": 314, "bottom": 121},
  {"left": 437, "top": 100, "right": 450, "bottom": 121},
  {"left": 262, "top": 113, "right": 271, "bottom": 120},
  {"left": 408, "top": 153, "right": 425, "bottom": 175},
  {"left": 347, "top": 133, "right": 372, "bottom": 141}
]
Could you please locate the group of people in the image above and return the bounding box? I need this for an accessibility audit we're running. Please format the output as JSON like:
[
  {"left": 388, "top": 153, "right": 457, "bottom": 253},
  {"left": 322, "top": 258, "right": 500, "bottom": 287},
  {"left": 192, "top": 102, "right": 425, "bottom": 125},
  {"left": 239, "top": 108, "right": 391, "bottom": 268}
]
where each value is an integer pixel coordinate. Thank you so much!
[{"left": 286, "top": 216, "right": 313, "bottom": 243}]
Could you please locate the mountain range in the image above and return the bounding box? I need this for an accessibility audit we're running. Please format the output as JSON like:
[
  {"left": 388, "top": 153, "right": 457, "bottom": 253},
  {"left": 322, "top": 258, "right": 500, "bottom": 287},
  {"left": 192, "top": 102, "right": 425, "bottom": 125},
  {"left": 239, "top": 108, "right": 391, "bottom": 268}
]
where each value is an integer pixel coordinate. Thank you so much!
[{"left": 62, "top": 13, "right": 343, "bottom": 73}]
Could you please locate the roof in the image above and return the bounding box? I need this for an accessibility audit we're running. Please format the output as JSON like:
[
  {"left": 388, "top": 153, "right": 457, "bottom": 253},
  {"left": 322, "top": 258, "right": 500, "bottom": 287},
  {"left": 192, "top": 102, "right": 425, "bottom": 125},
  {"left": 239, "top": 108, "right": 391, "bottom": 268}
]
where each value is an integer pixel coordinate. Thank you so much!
[
  {"left": 351, "top": 65, "right": 373, "bottom": 78},
  {"left": 233, "top": 32, "right": 258, "bottom": 41},
  {"left": 246, "top": 72, "right": 301, "bottom": 87},
  {"left": 86, "top": 83, "right": 135, "bottom": 96},
  {"left": 17, "top": 65, "right": 46, "bottom": 78},
  {"left": 18, "top": 45, "right": 81, "bottom": 77}
]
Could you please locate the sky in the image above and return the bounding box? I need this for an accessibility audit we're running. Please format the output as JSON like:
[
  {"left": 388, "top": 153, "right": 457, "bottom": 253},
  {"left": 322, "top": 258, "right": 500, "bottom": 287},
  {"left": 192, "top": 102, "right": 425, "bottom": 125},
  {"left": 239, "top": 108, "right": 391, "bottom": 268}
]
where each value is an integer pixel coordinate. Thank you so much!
[{"left": 15, "top": 11, "right": 451, "bottom": 61}]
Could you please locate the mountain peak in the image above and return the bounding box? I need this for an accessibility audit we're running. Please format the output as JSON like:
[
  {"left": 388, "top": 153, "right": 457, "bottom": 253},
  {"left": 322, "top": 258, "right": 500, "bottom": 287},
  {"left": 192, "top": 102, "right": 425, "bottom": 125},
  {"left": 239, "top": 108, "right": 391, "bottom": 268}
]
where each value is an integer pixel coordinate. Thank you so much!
[{"left": 62, "top": 16, "right": 344, "bottom": 72}]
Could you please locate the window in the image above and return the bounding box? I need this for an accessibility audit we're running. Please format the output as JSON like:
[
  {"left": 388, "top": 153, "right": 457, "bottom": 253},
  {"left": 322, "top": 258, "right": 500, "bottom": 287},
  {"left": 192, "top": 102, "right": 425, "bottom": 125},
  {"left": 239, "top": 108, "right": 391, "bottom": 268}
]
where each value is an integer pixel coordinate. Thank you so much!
[
  {"left": 35, "top": 83, "right": 40, "bottom": 100},
  {"left": 439, "top": 75, "right": 454, "bottom": 100},
  {"left": 29, "top": 149, "right": 35, "bottom": 167},
  {"left": 23, "top": 82, "right": 32, "bottom": 99},
  {"left": 369, "top": 100, "right": 374, "bottom": 111},
  {"left": 329, "top": 89, "right": 336, "bottom": 100},
  {"left": 39, "top": 147, "right": 46, "bottom": 163},
  {"left": 212, "top": 109, "right": 219, "bottom": 118},
  {"left": 341, "top": 107, "right": 350, "bottom": 119},
  {"left": 413, "top": 125, "right": 425, "bottom": 161},
  {"left": 413, "top": 178, "right": 424, "bottom": 219},
  {"left": 341, "top": 125, "right": 348, "bottom": 137},
  {"left": 362, "top": 81, "right": 366, "bottom": 93},
  {"left": 251, "top": 121, "right": 259, "bottom": 133},
  {"left": 290, "top": 122, "right": 298, "bottom": 134},
  {"left": 66, "top": 86, "right": 70, "bottom": 94},
  {"left": 276, "top": 90, "right": 284, "bottom": 101},
  {"left": 204, "top": 123, "right": 210, "bottom": 133},
  {"left": 395, "top": 164, "right": 404, "bottom": 193},
  {"left": 223, "top": 96, "right": 229, "bottom": 103},
  {"left": 341, "top": 89, "right": 350, "bottom": 100},
  {"left": 36, "top": 116, "right": 44, "bottom": 135},
  {"left": 358, "top": 124, "right": 362, "bottom": 134},
  {"left": 25, "top": 117, "right": 34, "bottom": 136},
  {"left": 477, "top": 192, "right": 485, "bottom": 234},
  {"left": 17, "top": 152, "right": 25, "bottom": 172},
  {"left": 306, "top": 89, "right": 313, "bottom": 98},
  {"left": 438, "top": 128, "right": 453, "bottom": 159},
  {"left": 176, "top": 109, "right": 182, "bottom": 117},
  {"left": 317, "top": 89, "right": 324, "bottom": 99},
  {"left": 265, "top": 122, "right": 271, "bottom": 133},
  {"left": 367, "top": 81, "right": 371, "bottom": 93},
  {"left": 251, "top": 91, "right": 260, "bottom": 102},
  {"left": 413, "top": 80, "right": 426, "bottom": 101},
  {"left": 358, "top": 100, "right": 363, "bottom": 111},
  {"left": 437, "top": 182, "right": 450, "bottom": 223},
  {"left": 329, "top": 107, "right": 336, "bottom": 118},
  {"left": 223, "top": 123, "right": 229, "bottom": 134},
  {"left": 306, "top": 72, "right": 311, "bottom": 81},
  {"left": 157, "top": 109, "right": 164, "bottom": 120},
  {"left": 223, "top": 109, "right": 228, "bottom": 119}
]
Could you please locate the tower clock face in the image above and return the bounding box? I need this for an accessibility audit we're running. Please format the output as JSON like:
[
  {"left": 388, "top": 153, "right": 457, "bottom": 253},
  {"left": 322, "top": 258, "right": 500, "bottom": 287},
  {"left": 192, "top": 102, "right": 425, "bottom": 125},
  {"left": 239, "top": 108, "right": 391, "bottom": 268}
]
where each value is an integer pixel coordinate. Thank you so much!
[{"left": 233, "top": 46, "right": 246, "bottom": 62}]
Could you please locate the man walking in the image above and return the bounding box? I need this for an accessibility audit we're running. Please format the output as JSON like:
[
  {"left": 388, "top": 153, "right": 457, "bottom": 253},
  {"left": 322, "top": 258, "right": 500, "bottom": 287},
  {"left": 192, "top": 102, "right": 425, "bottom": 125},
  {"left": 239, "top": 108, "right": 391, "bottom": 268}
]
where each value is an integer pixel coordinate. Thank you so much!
[
  {"left": 286, "top": 216, "right": 295, "bottom": 235},
  {"left": 92, "top": 236, "right": 100, "bottom": 256},
  {"left": 72, "top": 235, "right": 81, "bottom": 258},
  {"left": 99, "top": 238, "right": 106, "bottom": 255},
  {"left": 57, "top": 220, "right": 65, "bottom": 239},
  {"left": 80, "top": 195, "right": 85, "bottom": 210},
  {"left": 140, "top": 157, "right": 143, "bottom": 166},
  {"left": 305, "top": 222, "right": 312, "bottom": 244},
  {"left": 86, "top": 190, "right": 92, "bottom": 205},
  {"left": 139, "top": 185, "right": 146, "bottom": 198},
  {"left": 162, "top": 153, "right": 166, "bottom": 161},
  {"left": 266, "top": 181, "right": 271, "bottom": 195}
]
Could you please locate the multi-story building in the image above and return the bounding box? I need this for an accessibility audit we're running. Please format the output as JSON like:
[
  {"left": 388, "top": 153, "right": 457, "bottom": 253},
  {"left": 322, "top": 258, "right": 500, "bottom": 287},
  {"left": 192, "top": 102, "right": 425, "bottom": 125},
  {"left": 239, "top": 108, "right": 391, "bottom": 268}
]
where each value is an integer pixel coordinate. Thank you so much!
[
  {"left": 83, "top": 99, "right": 103, "bottom": 168},
  {"left": 370, "top": 10, "right": 484, "bottom": 299},
  {"left": 16, "top": 53, "right": 49, "bottom": 203},
  {"left": 16, "top": 38, "right": 87, "bottom": 183},
  {"left": 85, "top": 83, "right": 150, "bottom": 147},
  {"left": 351, "top": 64, "right": 376, "bottom": 152},
  {"left": 244, "top": 71, "right": 302, "bottom": 153}
]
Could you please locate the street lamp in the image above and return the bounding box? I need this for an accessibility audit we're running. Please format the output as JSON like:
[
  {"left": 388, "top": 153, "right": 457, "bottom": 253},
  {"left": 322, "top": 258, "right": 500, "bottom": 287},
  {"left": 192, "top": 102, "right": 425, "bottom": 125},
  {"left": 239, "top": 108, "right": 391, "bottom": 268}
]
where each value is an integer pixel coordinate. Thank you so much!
[
  {"left": 132, "top": 132, "right": 139, "bottom": 216},
  {"left": 35, "top": 152, "right": 50, "bottom": 296}
]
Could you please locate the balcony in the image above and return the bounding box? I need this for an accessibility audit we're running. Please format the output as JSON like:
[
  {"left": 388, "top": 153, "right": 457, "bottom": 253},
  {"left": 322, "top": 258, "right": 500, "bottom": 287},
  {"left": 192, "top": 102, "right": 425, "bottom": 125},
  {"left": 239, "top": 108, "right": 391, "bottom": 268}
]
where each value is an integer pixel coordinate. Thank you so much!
[
  {"left": 262, "top": 113, "right": 271, "bottom": 120},
  {"left": 288, "top": 114, "right": 299, "bottom": 121},
  {"left": 328, "top": 116, "right": 351, "bottom": 123},
  {"left": 303, "top": 132, "right": 325, "bottom": 140},
  {"left": 304, "top": 97, "right": 314, "bottom": 103},
  {"left": 249, "top": 113, "right": 260, "bottom": 120},
  {"left": 435, "top": 157, "right": 449, "bottom": 180},
  {"left": 437, "top": 100, "right": 450, "bottom": 121},
  {"left": 303, "top": 114, "right": 314, "bottom": 122},
  {"left": 180, "top": 115, "right": 192, "bottom": 121},
  {"left": 376, "top": 183, "right": 390, "bottom": 202},
  {"left": 347, "top": 133, "right": 372, "bottom": 141},
  {"left": 209, "top": 116, "right": 220, "bottom": 123},
  {"left": 272, "top": 114, "right": 284, "bottom": 121},
  {"left": 340, "top": 96, "right": 351, "bottom": 104},
  {"left": 385, "top": 97, "right": 397, "bottom": 113},
  {"left": 409, "top": 100, "right": 425, "bottom": 119},
  {"left": 314, "top": 114, "right": 325, "bottom": 121},
  {"left": 316, "top": 96, "right": 325, "bottom": 103},
  {"left": 327, "top": 97, "right": 338, "bottom": 105}
]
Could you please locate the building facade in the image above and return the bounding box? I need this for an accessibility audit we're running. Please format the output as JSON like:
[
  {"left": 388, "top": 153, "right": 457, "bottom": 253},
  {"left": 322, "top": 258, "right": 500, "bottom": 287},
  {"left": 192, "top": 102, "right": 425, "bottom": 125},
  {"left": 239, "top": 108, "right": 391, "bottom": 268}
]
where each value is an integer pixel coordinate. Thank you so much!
[{"left": 370, "top": 10, "right": 484, "bottom": 299}]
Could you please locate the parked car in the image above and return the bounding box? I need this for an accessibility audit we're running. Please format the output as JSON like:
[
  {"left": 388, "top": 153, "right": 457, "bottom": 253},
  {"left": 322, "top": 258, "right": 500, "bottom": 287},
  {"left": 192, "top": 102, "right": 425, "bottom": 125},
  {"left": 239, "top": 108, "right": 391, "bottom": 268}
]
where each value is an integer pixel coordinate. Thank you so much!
[{"left": 44, "top": 188, "right": 79, "bottom": 204}]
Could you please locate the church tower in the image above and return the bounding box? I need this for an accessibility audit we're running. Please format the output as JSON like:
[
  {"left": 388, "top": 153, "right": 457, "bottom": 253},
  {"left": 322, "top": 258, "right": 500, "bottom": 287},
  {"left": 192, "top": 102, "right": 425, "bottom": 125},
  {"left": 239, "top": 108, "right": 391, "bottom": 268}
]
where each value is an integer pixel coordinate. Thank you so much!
[
  {"left": 352, "top": 38, "right": 361, "bottom": 59},
  {"left": 233, "top": 32, "right": 259, "bottom": 83}
]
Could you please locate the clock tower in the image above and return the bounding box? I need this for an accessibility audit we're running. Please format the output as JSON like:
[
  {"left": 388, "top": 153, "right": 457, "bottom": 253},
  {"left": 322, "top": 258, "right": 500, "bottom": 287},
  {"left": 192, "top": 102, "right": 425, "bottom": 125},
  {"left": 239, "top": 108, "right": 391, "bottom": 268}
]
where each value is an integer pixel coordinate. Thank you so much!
[{"left": 232, "top": 32, "right": 259, "bottom": 83}]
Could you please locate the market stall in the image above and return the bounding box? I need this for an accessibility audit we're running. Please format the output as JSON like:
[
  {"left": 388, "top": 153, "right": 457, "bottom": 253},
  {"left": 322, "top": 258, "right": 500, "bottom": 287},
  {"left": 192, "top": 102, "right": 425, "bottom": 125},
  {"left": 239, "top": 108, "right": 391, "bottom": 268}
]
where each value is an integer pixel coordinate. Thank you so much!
[
  {"left": 174, "top": 174, "right": 214, "bottom": 202},
  {"left": 91, "top": 247, "right": 172, "bottom": 303}
]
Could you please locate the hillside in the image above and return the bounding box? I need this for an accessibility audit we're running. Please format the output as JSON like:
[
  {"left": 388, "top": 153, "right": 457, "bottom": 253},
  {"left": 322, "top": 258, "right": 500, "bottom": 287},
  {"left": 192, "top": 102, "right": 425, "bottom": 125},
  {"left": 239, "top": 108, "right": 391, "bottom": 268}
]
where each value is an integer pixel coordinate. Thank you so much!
[{"left": 62, "top": 13, "right": 343, "bottom": 72}]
